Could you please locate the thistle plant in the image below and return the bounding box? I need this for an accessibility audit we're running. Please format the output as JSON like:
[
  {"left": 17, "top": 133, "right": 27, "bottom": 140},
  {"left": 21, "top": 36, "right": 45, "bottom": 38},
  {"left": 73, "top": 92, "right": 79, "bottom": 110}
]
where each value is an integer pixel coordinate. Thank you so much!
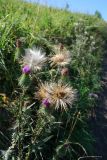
[
  {"left": 1, "top": 40, "right": 80, "bottom": 160},
  {"left": 50, "top": 44, "right": 72, "bottom": 83},
  {"left": 18, "top": 47, "right": 47, "bottom": 87},
  {"left": 0, "top": 1, "right": 106, "bottom": 159}
]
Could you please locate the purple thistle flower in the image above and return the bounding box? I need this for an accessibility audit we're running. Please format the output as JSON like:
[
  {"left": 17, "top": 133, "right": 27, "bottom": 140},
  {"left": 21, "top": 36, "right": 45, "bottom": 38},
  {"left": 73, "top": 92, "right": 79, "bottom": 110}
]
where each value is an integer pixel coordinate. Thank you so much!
[
  {"left": 22, "top": 65, "right": 31, "bottom": 74},
  {"left": 42, "top": 99, "right": 50, "bottom": 107}
]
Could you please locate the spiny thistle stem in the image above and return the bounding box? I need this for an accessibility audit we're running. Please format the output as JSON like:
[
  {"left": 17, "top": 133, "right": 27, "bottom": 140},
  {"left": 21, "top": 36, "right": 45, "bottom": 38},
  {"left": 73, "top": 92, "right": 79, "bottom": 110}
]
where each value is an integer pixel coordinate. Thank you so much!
[
  {"left": 32, "top": 107, "right": 54, "bottom": 143},
  {"left": 66, "top": 112, "right": 80, "bottom": 142},
  {"left": 17, "top": 89, "right": 26, "bottom": 159},
  {"left": 56, "top": 112, "right": 64, "bottom": 143}
]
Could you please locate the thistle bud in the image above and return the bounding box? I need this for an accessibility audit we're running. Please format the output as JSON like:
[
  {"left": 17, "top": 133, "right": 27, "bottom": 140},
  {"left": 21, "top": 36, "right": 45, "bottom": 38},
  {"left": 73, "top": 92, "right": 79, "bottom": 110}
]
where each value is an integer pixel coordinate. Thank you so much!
[
  {"left": 22, "top": 65, "right": 31, "bottom": 74},
  {"left": 42, "top": 99, "right": 50, "bottom": 107},
  {"left": 61, "top": 67, "right": 69, "bottom": 76},
  {"left": 60, "top": 43, "right": 64, "bottom": 51}
]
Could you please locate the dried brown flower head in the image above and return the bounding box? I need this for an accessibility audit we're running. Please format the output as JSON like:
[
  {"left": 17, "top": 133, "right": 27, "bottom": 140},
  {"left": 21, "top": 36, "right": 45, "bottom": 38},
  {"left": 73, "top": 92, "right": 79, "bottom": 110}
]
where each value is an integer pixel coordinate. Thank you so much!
[
  {"left": 50, "top": 45, "right": 71, "bottom": 67},
  {"left": 36, "top": 82, "right": 76, "bottom": 111}
]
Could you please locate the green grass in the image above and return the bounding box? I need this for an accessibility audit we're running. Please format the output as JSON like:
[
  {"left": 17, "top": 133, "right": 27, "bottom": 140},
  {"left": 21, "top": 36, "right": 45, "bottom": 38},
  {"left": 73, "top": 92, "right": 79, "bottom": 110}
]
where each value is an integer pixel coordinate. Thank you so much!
[{"left": 0, "top": 0, "right": 107, "bottom": 159}]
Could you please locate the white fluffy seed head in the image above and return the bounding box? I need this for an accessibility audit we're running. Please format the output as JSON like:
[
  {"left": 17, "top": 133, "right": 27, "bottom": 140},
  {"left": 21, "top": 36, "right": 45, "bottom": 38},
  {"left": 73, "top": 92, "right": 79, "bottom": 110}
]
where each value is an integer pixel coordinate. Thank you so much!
[{"left": 23, "top": 48, "right": 47, "bottom": 72}]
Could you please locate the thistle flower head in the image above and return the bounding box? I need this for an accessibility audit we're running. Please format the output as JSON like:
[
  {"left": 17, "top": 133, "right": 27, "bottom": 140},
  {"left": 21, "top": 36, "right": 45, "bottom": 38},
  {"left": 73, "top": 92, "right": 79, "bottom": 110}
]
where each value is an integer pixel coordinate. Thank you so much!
[
  {"left": 36, "top": 82, "right": 51, "bottom": 100},
  {"left": 36, "top": 82, "right": 76, "bottom": 111},
  {"left": 23, "top": 48, "right": 47, "bottom": 72},
  {"left": 50, "top": 45, "right": 71, "bottom": 67},
  {"left": 50, "top": 82, "right": 76, "bottom": 110},
  {"left": 42, "top": 98, "right": 50, "bottom": 107},
  {"left": 22, "top": 65, "right": 31, "bottom": 74}
]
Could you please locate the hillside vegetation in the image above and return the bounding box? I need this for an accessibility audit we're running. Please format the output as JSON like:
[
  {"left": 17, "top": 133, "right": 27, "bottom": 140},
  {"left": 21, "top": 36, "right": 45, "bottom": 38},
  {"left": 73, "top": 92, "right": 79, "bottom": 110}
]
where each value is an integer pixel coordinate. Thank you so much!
[{"left": 0, "top": 0, "right": 107, "bottom": 159}]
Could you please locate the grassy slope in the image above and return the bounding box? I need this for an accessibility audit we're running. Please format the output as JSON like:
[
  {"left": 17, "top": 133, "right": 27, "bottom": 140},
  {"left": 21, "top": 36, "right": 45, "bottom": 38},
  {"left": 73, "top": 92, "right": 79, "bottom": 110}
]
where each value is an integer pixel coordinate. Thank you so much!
[
  {"left": 0, "top": 0, "right": 107, "bottom": 159},
  {"left": 0, "top": 0, "right": 106, "bottom": 91}
]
